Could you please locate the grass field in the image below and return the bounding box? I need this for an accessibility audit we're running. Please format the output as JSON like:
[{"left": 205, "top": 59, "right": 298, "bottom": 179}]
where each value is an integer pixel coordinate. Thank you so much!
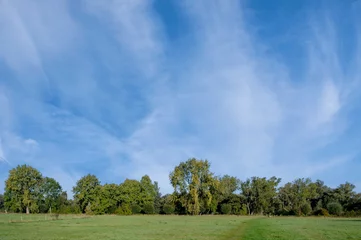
[{"left": 0, "top": 214, "right": 360, "bottom": 240}]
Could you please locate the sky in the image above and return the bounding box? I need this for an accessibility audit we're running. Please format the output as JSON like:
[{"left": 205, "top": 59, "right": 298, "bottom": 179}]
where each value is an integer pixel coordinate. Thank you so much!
[{"left": 1, "top": 0, "right": 361, "bottom": 196}]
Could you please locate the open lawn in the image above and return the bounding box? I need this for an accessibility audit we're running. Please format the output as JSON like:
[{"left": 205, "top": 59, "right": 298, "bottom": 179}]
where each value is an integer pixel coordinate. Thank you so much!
[{"left": 0, "top": 214, "right": 360, "bottom": 240}]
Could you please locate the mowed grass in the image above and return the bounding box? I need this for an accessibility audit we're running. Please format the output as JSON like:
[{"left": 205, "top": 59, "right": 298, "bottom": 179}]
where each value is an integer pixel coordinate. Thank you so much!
[{"left": 0, "top": 214, "right": 360, "bottom": 240}]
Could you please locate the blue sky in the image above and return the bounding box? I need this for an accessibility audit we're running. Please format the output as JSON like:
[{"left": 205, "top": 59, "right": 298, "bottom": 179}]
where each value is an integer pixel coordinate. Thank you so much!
[{"left": 1, "top": 0, "right": 361, "bottom": 195}]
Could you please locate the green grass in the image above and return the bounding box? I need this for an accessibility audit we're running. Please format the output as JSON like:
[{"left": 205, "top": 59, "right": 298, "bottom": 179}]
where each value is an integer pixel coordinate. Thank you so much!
[{"left": 0, "top": 214, "right": 360, "bottom": 240}]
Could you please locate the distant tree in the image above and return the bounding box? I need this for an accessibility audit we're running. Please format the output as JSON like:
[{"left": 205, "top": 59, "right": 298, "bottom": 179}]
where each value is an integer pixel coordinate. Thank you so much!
[
  {"left": 143, "top": 203, "right": 155, "bottom": 214},
  {"left": 119, "top": 179, "right": 142, "bottom": 206},
  {"left": 327, "top": 202, "right": 343, "bottom": 216},
  {"left": 72, "top": 174, "right": 101, "bottom": 213},
  {"left": 221, "top": 204, "right": 232, "bottom": 215},
  {"left": 91, "top": 184, "right": 121, "bottom": 214},
  {"left": 140, "top": 175, "right": 157, "bottom": 207},
  {"left": 115, "top": 204, "right": 132, "bottom": 215},
  {"left": 40, "top": 177, "right": 62, "bottom": 213},
  {"left": 170, "top": 158, "right": 217, "bottom": 215},
  {"left": 4, "top": 165, "right": 43, "bottom": 214},
  {"left": 162, "top": 202, "right": 175, "bottom": 215},
  {"left": 153, "top": 182, "right": 162, "bottom": 214},
  {"left": 278, "top": 178, "right": 317, "bottom": 215},
  {"left": 240, "top": 176, "right": 281, "bottom": 215},
  {"left": 0, "top": 194, "right": 4, "bottom": 211},
  {"left": 131, "top": 204, "right": 142, "bottom": 214},
  {"left": 300, "top": 202, "right": 312, "bottom": 216}
]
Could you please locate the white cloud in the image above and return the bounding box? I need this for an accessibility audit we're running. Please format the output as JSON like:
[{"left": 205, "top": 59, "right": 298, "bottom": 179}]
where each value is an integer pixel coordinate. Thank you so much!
[{"left": 0, "top": 0, "right": 360, "bottom": 195}]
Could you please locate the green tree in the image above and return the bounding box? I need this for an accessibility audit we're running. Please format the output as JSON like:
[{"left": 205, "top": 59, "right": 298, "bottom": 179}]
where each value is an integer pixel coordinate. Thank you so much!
[
  {"left": 240, "top": 176, "right": 281, "bottom": 215},
  {"left": 327, "top": 202, "right": 343, "bottom": 216},
  {"left": 0, "top": 194, "right": 4, "bottom": 211},
  {"left": 278, "top": 178, "right": 317, "bottom": 215},
  {"left": 72, "top": 174, "right": 101, "bottom": 213},
  {"left": 169, "top": 158, "right": 217, "bottom": 215},
  {"left": 40, "top": 177, "right": 62, "bottom": 213},
  {"left": 4, "top": 164, "right": 43, "bottom": 214},
  {"left": 119, "top": 179, "right": 142, "bottom": 206},
  {"left": 140, "top": 175, "right": 157, "bottom": 207},
  {"left": 153, "top": 181, "right": 162, "bottom": 214}
]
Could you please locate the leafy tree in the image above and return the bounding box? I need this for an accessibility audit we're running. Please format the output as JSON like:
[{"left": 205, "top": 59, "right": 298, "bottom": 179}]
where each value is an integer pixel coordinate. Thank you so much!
[
  {"left": 143, "top": 203, "right": 155, "bottom": 214},
  {"left": 0, "top": 194, "right": 4, "bottom": 211},
  {"left": 327, "top": 202, "right": 343, "bottom": 216},
  {"left": 4, "top": 165, "right": 43, "bottom": 214},
  {"left": 300, "top": 202, "right": 312, "bottom": 216},
  {"left": 40, "top": 177, "right": 62, "bottom": 213},
  {"left": 115, "top": 204, "right": 132, "bottom": 215},
  {"left": 240, "top": 176, "right": 281, "bottom": 215},
  {"left": 153, "top": 181, "right": 162, "bottom": 214},
  {"left": 72, "top": 174, "right": 101, "bottom": 213},
  {"left": 140, "top": 175, "right": 157, "bottom": 207},
  {"left": 221, "top": 204, "right": 232, "bottom": 215},
  {"left": 91, "top": 184, "right": 121, "bottom": 214},
  {"left": 163, "top": 204, "right": 175, "bottom": 215},
  {"left": 169, "top": 158, "right": 217, "bottom": 215},
  {"left": 278, "top": 178, "right": 317, "bottom": 215},
  {"left": 119, "top": 179, "right": 142, "bottom": 206},
  {"left": 131, "top": 204, "right": 142, "bottom": 214}
]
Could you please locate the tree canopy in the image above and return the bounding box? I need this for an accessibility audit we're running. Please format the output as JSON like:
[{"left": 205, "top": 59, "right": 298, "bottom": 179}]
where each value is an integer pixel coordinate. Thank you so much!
[{"left": 2, "top": 160, "right": 361, "bottom": 217}]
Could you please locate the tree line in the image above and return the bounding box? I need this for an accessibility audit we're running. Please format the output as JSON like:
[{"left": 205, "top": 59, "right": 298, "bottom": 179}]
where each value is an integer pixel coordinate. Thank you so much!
[{"left": 1, "top": 158, "right": 361, "bottom": 217}]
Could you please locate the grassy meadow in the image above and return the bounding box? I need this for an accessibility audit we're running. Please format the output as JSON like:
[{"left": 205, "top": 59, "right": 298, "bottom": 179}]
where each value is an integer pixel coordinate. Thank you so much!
[{"left": 0, "top": 214, "right": 360, "bottom": 240}]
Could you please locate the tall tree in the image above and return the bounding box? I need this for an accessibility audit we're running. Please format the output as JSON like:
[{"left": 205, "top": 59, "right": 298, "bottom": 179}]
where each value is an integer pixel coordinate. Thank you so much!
[
  {"left": 241, "top": 176, "right": 281, "bottom": 215},
  {"left": 4, "top": 164, "right": 43, "bottom": 214},
  {"left": 169, "top": 158, "right": 217, "bottom": 215},
  {"left": 72, "top": 174, "right": 101, "bottom": 213},
  {"left": 278, "top": 178, "right": 317, "bottom": 215},
  {"left": 40, "top": 177, "right": 62, "bottom": 213},
  {"left": 0, "top": 194, "right": 4, "bottom": 211}
]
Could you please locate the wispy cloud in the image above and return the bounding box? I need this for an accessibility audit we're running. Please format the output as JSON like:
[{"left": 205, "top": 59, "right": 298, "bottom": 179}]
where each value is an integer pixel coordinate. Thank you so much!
[{"left": 0, "top": 0, "right": 360, "bottom": 194}]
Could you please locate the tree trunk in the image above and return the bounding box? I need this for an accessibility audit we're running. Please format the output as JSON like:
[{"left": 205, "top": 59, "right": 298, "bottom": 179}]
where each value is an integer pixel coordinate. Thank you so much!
[{"left": 26, "top": 206, "right": 30, "bottom": 214}]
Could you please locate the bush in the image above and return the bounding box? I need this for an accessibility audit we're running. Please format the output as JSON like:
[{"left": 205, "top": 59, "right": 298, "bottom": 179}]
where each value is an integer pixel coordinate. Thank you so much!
[
  {"left": 221, "top": 204, "right": 232, "bottom": 215},
  {"left": 131, "top": 205, "right": 142, "bottom": 214},
  {"left": 143, "top": 203, "right": 155, "bottom": 214},
  {"left": 162, "top": 204, "right": 175, "bottom": 215},
  {"left": 313, "top": 208, "right": 329, "bottom": 217},
  {"left": 85, "top": 202, "right": 93, "bottom": 215},
  {"left": 327, "top": 202, "right": 343, "bottom": 216},
  {"left": 115, "top": 204, "right": 132, "bottom": 215},
  {"left": 301, "top": 202, "right": 312, "bottom": 216}
]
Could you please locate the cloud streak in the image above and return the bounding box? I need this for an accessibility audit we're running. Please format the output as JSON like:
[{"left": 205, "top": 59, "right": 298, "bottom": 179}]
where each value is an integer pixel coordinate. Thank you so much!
[{"left": 0, "top": 0, "right": 360, "bottom": 194}]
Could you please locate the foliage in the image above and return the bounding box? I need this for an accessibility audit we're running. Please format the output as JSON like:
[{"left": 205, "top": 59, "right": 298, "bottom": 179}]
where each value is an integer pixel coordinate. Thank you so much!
[
  {"left": 131, "top": 204, "right": 142, "bottom": 214},
  {"left": 314, "top": 208, "right": 330, "bottom": 217},
  {"left": 220, "top": 204, "right": 232, "bottom": 215},
  {"left": 162, "top": 204, "right": 175, "bottom": 215},
  {"left": 300, "top": 202, "right": 312, "bottom": 216},
  {"left": 0, "top": 194, "right": 4, "bottom": 211},
  {"left": 327, "top": 202, "right": 343, "bottom": 216},
  {"left": 4, "top": 164, "right": 43, "bottom": 214},
  {"left": 72, "top": 174, "right": 101, "bottom": 213},
  {"left": 2, "top": 161, "right": 361, "bottom": 217},
  {"left": 169, "top": 158, "right": 217, "bottom": 215},
  {"left": 115, "top": 204, "right": 132, "bottom": 215},
  {"left": 143, "top": 203, "right": 155, "bottom": 214},
  {"left": 240, "top": 176, "right": 281, "bottom": 215}
]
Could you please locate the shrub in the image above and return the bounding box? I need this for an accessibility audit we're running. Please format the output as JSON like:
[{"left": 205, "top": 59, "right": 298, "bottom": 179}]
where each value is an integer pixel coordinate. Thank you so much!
[
  {"left": 162, "top": 204, "right": 175, "bottom": 215},
  {"left": 115, "top": 204, "right": 132, "bottom": 215},
  {"left": 143, "top": 203, "right": 155, "bottom": 214},
  {"left": 131, "top": 205, "right": 142, "bottom": 214},
  {"left": 313, "top": 208, "right": 329, "bottom": 217},
  {"left": 327, "top": 202, "right": 343, "bottom": 216},
  {"left": 301, "top": 202, "right": 312, "bottom": 216},
  {"left": 85, "top": 202, "right": 93, "bottom": 215},
  {"left": 221, "top": 204, "right": 232, "bottom": 215}
]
